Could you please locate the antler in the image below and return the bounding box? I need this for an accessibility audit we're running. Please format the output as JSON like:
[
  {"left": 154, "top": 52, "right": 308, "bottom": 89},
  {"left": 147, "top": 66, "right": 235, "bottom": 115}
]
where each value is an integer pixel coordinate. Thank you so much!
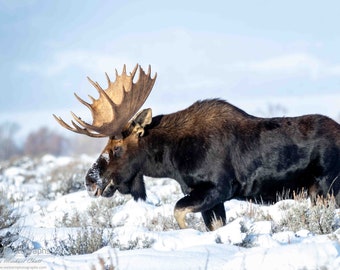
[{"left": 53, "top": 64, "right": 157, "bottom": 138}]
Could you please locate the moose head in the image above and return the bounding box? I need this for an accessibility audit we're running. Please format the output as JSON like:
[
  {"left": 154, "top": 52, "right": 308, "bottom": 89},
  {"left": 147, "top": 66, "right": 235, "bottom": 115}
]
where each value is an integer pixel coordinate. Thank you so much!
[{"left": 54, "top": 64, "right": 157, "bottom": 199}]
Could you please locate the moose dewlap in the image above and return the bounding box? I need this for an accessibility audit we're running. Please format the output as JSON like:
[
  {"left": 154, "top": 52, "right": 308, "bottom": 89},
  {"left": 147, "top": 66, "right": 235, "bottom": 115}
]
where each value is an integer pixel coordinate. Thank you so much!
[{"left": 54, "top": 64, "right": 340, "bottom": 231}]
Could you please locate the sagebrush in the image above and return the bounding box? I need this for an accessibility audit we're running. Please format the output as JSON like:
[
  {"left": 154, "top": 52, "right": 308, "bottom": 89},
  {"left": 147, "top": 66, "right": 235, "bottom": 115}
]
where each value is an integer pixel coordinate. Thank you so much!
[{"left": 279, "top": 193, "right": 338, "bottom": 234}]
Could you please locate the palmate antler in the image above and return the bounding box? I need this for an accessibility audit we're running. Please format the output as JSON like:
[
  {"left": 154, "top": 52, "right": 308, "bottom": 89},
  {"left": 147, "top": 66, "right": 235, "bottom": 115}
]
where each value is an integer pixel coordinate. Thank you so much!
[{"left": 53, "top": 64, "right": 157, "bottom": 138}]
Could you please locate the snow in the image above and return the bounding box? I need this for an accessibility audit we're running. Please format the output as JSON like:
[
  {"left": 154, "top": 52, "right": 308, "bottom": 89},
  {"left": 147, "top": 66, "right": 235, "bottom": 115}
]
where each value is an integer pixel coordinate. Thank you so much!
[
  {"left": 0, "top": 155, "right": 340, "bottom": 270},
  {"left": 42, "top": 239, "right": 340, "bottom": 270}
]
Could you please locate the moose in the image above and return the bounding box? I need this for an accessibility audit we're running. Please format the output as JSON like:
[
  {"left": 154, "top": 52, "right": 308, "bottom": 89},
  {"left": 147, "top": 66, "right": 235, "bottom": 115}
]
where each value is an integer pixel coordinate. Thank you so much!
[{"left": 54, "top": 64, "right": 340, "bottom": 231}]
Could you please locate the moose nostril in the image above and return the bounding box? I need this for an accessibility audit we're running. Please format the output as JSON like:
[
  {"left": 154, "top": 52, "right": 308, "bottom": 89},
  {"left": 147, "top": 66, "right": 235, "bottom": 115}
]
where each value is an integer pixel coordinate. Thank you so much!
[{"left": 86, "top": 179, "right": 99, "bottom": 191}]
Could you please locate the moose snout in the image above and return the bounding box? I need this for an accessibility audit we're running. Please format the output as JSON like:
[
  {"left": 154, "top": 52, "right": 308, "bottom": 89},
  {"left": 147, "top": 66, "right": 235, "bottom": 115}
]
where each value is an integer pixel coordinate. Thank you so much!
[
  {"left": 84, "top": 163, "right": 105, "bottom": 197},
  {"left": 85, "top": 172, "right": 99, "bottom": 197},
  {"left": 84, "top": 158, "right": 116, "bottom": 198}
]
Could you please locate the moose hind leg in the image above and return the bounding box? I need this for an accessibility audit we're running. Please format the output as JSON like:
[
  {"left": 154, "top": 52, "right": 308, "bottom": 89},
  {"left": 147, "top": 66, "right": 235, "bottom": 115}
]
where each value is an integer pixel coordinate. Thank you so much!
[
  {"left": 174, "top": 206, "right": 194, "bottom": 229},
  {"left": 201, "top": 203, "right": 226, "bottom": 231},
  {"left": 174, "top": 187, "right": 225, "bottom": 230}
]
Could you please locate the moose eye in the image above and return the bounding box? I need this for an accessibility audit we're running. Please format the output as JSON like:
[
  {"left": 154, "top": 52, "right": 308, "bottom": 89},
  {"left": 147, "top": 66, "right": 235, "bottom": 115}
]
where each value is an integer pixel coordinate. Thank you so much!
[{"left": 113, "top": 146, "right": 122, "bottom": 157}]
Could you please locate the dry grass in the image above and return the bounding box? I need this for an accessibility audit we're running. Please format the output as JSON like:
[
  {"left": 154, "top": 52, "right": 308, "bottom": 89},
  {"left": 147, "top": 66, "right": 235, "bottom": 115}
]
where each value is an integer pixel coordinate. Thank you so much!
[
  {"left": 279, "top": 192, "right": 338, "bottom": 234},
  {"left": 233, "top": 191, "right": 339, "bottom": 235},
  {"left": 234, "top": 199, "right": 273, "bottom": 222},
  {"left": 210, "top": 215, "right": 225, "bottom": 231},
  {"left": 92, "top": 256, "right": 115, "bottom": 270}
]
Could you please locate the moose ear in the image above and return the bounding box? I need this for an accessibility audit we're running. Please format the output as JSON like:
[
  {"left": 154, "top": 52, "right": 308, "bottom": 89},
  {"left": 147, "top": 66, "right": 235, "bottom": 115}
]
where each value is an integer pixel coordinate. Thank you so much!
[
  {"left": 134, "top": 108, "right": 152, "bottom": 127},
  {"left": 131, "top": 108, "right": 152, "bottom": 137}
]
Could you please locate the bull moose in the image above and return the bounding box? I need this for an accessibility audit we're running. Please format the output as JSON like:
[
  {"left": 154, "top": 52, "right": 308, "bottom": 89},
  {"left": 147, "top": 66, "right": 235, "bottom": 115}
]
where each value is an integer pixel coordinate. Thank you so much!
[{"left": 54, "top": 64, "right": 340, "bottom": 231}]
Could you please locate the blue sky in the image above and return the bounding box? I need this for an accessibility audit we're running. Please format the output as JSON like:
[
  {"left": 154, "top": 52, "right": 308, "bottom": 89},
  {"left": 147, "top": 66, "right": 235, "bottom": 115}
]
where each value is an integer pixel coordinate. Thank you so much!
[{"left": 1, "top": 0, "right": 339, "bottom": 135}]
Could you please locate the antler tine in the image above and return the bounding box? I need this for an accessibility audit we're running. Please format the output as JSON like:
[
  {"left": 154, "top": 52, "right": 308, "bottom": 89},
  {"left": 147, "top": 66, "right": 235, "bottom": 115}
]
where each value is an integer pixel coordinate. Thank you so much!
[
  {"left": 87, "top": 76, "right": 103, "bottom": 93},
  {"left": 53, "top": 114, "right": 103, "bottom": 137},
  {"left": 130, "top": 64, "right": 139, "bottom": 78},
  {"left": 74, "top": 93, "right": 92, "bottom": 110},
  {"left": 70, "top": 111, "right": 92, "bottom": 128},
  {"left": 105, "top": 72, "right": 111, "bottom": 87},
  {"left": 53, "top": 114, "right": 76, "bottom": 132},
  {"left": 88, "top": 95, "right": 96, "bottom": 103},
  {"left": 147, "top": 64, "right": 151, "bottom": 76},
  {"left": 70, "top": 111, "right": 102, "bottom": 133},
  {"left": 87, "top": 76, "right": 116, "bottom": 106},
  {"left": 70, "top": 120, "right": 106, "bottom": 138}
]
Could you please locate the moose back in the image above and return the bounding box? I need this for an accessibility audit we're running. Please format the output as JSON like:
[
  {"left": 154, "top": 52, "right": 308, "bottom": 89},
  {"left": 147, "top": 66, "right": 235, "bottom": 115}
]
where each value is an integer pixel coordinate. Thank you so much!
[{"left": 54, "top": 64, "right": 340, "bottom": 231}]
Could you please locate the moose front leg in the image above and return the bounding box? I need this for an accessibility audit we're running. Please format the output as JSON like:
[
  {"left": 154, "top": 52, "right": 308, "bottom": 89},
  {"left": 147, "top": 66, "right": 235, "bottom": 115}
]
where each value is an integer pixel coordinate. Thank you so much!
[{"left": 174, "top": 188, "right": 227, "bottom": 231}]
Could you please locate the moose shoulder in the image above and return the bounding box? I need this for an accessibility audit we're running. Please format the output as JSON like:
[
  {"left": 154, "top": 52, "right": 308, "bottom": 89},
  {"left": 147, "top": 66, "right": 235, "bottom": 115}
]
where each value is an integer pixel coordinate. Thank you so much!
[{"left": 54, "top": 64, "right": 340, "bottom": 231}]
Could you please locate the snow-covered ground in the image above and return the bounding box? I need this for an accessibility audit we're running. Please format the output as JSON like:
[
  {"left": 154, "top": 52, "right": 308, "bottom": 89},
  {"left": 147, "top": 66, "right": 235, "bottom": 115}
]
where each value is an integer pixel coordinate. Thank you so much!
[{"left": 0, "top": 155, "right": 339, "bottom": 270}]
